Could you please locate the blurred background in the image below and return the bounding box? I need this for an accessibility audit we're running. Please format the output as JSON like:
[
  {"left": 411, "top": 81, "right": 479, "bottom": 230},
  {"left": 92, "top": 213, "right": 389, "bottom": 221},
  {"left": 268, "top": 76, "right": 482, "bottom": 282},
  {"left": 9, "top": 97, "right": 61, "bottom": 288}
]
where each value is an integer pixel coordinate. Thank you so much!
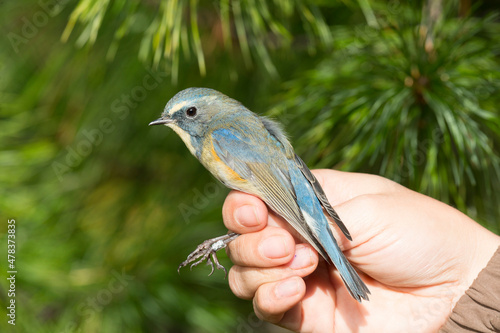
[{"left": 1, "top": 0, "right": 499, "bottom": 332}]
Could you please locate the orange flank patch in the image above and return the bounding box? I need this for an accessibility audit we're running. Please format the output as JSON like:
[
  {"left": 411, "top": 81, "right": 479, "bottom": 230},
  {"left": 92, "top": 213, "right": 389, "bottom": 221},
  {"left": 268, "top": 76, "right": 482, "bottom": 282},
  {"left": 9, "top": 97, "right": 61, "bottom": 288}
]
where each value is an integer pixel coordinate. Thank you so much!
[{"left": 210, "top": 143, "right": 246, "bottom": 183}]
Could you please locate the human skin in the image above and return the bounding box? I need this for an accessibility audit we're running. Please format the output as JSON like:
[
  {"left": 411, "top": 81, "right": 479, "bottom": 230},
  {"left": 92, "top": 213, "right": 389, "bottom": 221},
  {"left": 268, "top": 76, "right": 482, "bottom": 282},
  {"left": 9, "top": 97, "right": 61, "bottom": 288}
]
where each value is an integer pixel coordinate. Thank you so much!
[{"left": 223, "top": 170, "right": 500, "bottom": 332}]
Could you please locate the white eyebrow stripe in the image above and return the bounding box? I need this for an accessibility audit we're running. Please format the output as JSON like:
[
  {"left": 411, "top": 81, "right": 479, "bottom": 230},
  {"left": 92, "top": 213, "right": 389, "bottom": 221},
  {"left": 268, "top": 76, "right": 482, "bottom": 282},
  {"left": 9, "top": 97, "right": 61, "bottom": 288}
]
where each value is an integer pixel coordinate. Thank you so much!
[
  {"left": 168, "top": 100, "right": 190, "bottom": 115},
  {"left": 167, "top": 95, "right": 217, "bottom": 115}
]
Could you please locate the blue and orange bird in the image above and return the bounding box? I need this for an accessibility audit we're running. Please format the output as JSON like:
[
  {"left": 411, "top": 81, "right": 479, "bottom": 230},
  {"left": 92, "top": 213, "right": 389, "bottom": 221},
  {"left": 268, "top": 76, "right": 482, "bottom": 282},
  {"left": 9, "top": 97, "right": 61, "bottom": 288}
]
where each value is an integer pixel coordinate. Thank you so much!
[{"left": 149, "top": 88, "right": 370, "bottom": 302}]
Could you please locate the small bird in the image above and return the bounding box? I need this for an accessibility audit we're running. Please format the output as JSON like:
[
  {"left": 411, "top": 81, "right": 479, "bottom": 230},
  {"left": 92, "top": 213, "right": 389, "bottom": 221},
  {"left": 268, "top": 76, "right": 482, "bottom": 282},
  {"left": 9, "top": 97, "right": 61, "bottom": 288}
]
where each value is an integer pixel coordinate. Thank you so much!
[{"left": 149, "top": 88, "right": 370, "bottom": 302}]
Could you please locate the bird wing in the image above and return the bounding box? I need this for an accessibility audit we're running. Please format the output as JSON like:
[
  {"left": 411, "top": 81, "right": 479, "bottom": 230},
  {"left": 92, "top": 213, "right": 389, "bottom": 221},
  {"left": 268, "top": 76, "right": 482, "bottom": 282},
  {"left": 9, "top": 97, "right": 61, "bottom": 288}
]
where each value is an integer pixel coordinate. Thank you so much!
[
  {"left": 258, "top": 116, "right": 351, "bottom": 240},
  {"left": 211, "top": 127, "right": 370, "bottom": 302},
  {"left": 211, "top": 127, "right": 329, "bottom": 259},
  {"left": 294, "top": 155, "right": 352, "bottom": 241}
]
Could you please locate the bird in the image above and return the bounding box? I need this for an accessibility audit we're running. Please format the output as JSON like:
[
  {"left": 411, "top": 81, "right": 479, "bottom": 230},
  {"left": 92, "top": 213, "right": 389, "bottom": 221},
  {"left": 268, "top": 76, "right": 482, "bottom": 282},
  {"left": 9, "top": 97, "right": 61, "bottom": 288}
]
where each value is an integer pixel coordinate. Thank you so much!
[{"left": 149, "top": 87, "right": 370, "bottom": 302}]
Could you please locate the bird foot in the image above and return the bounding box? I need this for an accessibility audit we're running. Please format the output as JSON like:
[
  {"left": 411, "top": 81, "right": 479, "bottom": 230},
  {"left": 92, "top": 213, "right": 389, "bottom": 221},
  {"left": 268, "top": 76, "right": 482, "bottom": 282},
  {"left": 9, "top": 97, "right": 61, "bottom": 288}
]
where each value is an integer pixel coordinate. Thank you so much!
[{"left": 178, "top": 232, "right": 239, "bottom": 277}]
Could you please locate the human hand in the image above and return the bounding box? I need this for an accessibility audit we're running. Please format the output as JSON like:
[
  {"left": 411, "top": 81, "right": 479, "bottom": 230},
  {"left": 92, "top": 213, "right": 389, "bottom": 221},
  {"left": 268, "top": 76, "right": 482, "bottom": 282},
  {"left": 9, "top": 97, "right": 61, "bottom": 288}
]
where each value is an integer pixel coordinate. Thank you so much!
[{"left": 223, "top": 170, "right": 500, "bottom": 332}]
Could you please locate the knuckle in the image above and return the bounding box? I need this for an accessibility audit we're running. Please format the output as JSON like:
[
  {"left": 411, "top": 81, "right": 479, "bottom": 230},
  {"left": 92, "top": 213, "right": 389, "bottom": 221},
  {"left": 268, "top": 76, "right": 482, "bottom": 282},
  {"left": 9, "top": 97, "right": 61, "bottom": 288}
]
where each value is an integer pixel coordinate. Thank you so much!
[
  {"left": 253, "top": 286, "right": 281, "bottom": 322},
  {"left": 226, "top": 235, "right": 250, "bottom": 264},
  {"left": 230, "top": 236, "right": 252, "bottom": 265},
  {"left": 228, "top": 266, "right": 254, "bottom": 300},
  {"left": 222, "top": 194, "right": 237, "bottom": 227},
  {"left": 352, "top": 193, "right": 379, "bottom": 212}
]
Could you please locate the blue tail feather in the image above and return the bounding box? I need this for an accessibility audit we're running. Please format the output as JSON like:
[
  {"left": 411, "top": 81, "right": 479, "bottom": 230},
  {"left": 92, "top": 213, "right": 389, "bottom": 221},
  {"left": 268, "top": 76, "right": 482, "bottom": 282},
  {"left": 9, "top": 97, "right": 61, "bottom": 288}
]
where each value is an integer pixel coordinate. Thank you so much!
[
  {"left": 288, "top": 161, "right": 370, "bottom": 302},
  {"left": 318, "top": 225, "right": 370, "bottom": 302}
]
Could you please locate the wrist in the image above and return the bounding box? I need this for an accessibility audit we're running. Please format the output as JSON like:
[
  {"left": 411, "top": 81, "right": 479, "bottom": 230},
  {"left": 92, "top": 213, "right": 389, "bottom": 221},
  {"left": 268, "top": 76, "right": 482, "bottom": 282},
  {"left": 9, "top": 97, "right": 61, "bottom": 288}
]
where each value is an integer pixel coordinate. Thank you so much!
[
  {"left": 440, "top": 245, "right": 500, "bottom": 332},
  {"left": 463, "top": 227, "right": 500, "bottom": 293}
]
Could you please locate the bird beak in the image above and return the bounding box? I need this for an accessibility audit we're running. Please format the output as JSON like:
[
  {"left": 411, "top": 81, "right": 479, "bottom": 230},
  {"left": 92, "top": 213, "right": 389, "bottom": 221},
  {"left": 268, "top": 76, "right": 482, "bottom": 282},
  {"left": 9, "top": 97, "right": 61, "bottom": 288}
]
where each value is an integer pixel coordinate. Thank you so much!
[{"left": 148, "top": 117, "right": 173, "bottom": 126}]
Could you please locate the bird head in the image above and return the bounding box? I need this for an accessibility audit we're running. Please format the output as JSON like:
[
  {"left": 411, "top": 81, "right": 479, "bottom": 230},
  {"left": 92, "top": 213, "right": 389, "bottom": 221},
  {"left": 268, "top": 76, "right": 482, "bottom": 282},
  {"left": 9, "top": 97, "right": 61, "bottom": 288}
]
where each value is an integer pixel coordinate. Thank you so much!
[{"left": 149, "top": 87, "right": 242, "bottom": 156}]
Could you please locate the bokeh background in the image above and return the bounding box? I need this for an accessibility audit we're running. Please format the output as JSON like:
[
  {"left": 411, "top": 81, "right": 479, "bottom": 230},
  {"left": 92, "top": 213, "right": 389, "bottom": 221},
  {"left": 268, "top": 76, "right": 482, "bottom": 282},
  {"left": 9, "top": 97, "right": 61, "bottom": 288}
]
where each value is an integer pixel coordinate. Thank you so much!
[{"left": 1, "top": 0, "right": 500, "bottom": 332}]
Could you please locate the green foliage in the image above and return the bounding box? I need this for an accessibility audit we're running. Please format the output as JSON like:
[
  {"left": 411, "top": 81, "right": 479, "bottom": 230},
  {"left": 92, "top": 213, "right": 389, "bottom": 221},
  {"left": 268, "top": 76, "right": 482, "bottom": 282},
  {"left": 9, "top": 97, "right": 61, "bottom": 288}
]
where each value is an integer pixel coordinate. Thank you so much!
[
  {"left": 273, "top": 2, "right": 500, "bottom": 229},
  {"left": 62, "top": 0, "right": 333, "bottom": 83},
  {"left": 1, "top": 0, "right": 499, "bottom": 332}
]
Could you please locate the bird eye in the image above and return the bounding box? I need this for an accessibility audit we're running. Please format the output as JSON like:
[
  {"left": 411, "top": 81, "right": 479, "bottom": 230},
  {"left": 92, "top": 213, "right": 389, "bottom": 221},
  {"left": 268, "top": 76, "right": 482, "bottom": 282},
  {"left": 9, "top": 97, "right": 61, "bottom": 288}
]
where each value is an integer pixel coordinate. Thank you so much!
[{"left": 186, "top": 107, "right": 197, "bottom": 118}]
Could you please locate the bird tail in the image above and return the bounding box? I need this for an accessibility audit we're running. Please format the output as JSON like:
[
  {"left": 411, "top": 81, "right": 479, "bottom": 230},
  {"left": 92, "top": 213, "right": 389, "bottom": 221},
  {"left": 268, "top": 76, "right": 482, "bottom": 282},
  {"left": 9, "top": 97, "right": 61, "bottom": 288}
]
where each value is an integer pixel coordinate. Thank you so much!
[{"left": 320, "top": 227, "right": 370, "bottom": 302}]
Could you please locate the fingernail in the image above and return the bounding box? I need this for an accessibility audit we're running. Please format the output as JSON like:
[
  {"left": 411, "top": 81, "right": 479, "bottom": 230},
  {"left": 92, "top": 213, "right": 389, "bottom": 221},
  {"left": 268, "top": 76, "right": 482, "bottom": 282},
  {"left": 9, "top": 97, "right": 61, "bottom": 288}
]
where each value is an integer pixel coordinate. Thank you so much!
[
  {"left": 275, "top": 279, "right": 299, "bottom": 299},
  {"left": 235, "top": 205, "right": 260, "bottom": 228},
  {"left": 259, "top": 236, "right": 288, "bottom": 259},
  {"left": 289, "top": 245, "right": 314, "bottom": 270}
]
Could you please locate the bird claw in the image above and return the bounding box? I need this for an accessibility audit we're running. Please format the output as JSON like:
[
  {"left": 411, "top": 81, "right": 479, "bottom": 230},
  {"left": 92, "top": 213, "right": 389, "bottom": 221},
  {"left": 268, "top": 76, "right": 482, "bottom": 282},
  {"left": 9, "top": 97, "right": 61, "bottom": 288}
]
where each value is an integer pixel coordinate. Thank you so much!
[{"left": 178, "top": 232, "right": 239, "bottom": 278}]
